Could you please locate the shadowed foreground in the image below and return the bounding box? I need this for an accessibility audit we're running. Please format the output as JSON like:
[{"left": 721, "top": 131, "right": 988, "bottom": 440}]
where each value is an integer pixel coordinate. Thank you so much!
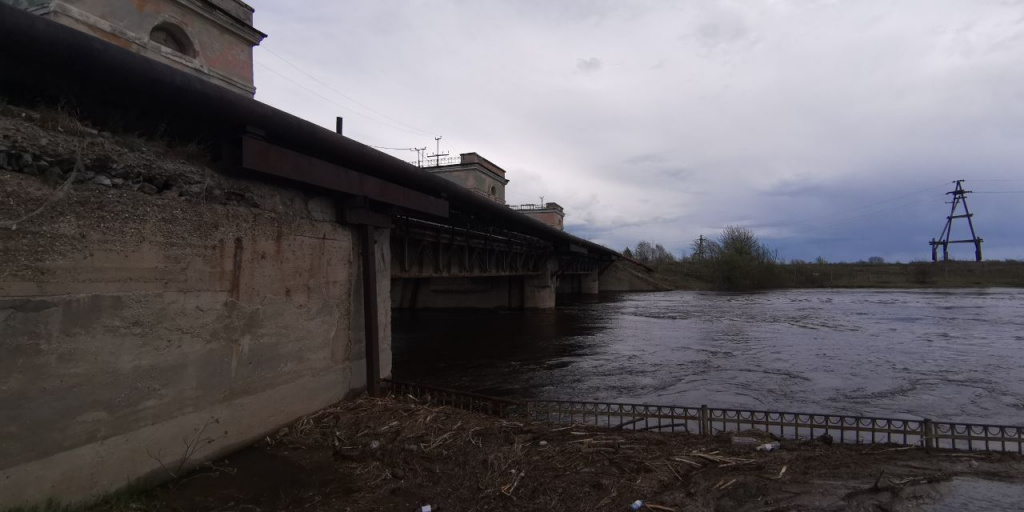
[{"left": 70, "top": 396, "right": 1024, "bottom": 512}]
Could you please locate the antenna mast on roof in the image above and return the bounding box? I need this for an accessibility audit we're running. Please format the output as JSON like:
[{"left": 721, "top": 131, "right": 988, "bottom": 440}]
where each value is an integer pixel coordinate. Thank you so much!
[{"left": 427, "top": 136, "right": 449, "bottom": 167}]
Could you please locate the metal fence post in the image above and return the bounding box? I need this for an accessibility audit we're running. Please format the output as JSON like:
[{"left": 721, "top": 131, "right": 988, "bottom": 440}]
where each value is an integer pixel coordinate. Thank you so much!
[
  {"left": 700, "top": 405, "right": 709, "bottom": 437},
  {"left": 923, "top": 418, "right": 934, "bottom": 450}
]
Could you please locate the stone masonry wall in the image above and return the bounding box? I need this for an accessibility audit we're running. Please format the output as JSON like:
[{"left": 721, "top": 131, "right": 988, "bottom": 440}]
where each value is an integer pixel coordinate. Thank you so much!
[{"left": 0, "top": 107, "right": 390, "bottom": 506}]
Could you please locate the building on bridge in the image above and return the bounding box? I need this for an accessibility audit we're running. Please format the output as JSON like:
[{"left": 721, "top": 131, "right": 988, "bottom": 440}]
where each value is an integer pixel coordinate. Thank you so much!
[
  {"left": 420, "top": 153, "right": 567, "bottom": 231},
  {"left": 424, "top": 152, "right": 509, "bottom": 204},
  {"left": 510, "top": 202, "right": 565, "bottom": 230},
  {"left": 0, "top": 0, "right": 266, "bottom": 96}
]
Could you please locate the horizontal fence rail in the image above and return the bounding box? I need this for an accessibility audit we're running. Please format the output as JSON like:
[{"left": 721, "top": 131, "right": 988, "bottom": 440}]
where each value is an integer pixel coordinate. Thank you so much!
[
  {"left": 385, "top": 379, "right": 525, "bottom": 419},
  {"left": 382, "top": 380, "right": 1024, "bottom": 453}
]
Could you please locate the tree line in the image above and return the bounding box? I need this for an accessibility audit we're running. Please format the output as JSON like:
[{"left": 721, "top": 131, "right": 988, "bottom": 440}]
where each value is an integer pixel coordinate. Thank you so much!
[{"left": 623, "top": 226, "right": 782, "bottom": 291}]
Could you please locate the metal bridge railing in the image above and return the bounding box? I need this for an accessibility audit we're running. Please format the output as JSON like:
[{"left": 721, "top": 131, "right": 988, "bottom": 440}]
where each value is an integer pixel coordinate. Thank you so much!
[
  {"left": 382, "top": 380, "right": 1024, "bottom": 453},
  {"left": 385, "top": 379, "right": 526, "bottom": 419}
]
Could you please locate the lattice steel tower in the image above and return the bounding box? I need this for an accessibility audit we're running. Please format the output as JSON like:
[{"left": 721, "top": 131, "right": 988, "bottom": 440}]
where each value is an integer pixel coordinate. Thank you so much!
[{"left": 929, "top": 180, "right": 983, "bottom": 262}]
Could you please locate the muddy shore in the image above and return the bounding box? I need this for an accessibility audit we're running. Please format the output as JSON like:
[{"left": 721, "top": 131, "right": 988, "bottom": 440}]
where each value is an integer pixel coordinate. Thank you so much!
[{"left": 72, "top": 396, "right": 1024, "bottom": 512}]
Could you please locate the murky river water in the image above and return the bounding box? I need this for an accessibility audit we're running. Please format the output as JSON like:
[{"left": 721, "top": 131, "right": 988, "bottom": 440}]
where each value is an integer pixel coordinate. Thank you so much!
[{"left": 394, "top": 288, "right": 1024, "bottom": 425}]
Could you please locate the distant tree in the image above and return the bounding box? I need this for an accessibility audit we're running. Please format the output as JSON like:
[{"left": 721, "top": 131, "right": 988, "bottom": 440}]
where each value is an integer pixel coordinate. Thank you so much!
[
  {"left": 653, "top": 244, "right": 676, "bottom": 265},
  {"left": 633, "top": 241, "right": 656, "bottom": 264},
  {"left": 868, "top": 256, "right": 885, "bottom": 264},
  {"left": 622, "top": 247, "right": 634, "bottom": 258},
  {"left": 815, "top": 256, "right": 828, "bottom": 265},
  {"left": 705, "top": 226, "right": 781, "bottom": 290}
]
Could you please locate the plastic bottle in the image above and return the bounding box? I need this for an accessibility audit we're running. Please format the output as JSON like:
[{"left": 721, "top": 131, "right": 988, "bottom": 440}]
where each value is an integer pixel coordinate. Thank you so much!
[
  {"left": 629, "top": 500, "right": 644, "bottom": 510},
  {"left": 418, "top": 506, "right": 440, "bottom": 512}
]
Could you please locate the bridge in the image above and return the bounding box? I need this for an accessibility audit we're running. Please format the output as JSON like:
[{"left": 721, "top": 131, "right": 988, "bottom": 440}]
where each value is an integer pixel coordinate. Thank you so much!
[{"left": 0, "top": 3, "right": 659, "bottom": 507}]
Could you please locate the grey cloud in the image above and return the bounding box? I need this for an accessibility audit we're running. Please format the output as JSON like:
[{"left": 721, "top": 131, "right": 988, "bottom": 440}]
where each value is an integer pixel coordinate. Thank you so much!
[
  {"left": 248, "top": 0, "right": 1024, "bottom": 262},
  {"left": 576, "top": 57, "right": 602, "bottom": 72}
]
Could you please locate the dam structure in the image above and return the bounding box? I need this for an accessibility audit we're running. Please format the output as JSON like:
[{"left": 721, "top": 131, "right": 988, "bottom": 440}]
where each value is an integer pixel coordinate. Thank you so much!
[{"left": 0, "top": 2, "right": 661, "bottom": 507}]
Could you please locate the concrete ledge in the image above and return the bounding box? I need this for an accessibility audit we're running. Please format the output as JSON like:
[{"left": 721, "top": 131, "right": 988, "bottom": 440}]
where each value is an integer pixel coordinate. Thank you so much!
[{"left": 0, "top": 370, "right": 350, "bottom": 508}]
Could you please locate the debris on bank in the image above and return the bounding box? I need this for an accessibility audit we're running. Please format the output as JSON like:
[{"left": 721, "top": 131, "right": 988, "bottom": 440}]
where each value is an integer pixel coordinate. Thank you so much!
[{"left": 79, "top": 396, "right": 1024, "bottom": 512}]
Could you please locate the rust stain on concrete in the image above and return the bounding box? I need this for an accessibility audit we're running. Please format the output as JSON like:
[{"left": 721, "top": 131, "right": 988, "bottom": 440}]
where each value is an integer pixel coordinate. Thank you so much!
[{"left": 230, "top": 237, "right": 243, "bottom": 301}]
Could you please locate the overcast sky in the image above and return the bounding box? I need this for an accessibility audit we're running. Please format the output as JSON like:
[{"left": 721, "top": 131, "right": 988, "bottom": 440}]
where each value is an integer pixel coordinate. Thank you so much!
[{"left": 247, "top": 0, "right": 1024, "bottom": 262}]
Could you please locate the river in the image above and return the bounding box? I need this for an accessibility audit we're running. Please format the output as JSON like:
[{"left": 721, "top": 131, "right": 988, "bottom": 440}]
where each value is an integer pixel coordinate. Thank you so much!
[{"left": 393, "top": 288, "right": 1024, "bottom": 425}]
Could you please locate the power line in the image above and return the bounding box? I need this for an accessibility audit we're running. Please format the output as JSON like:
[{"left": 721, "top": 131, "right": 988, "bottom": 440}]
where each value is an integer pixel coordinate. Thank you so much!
[
  {"left": 787, "top": 182, "right": 948, "bottom": 231},
  {"left": 259, "top": 47, "right": 431, "bottom": 136},
  {"left": 255, "top": 61, "right": 429, "bottom": 137}
]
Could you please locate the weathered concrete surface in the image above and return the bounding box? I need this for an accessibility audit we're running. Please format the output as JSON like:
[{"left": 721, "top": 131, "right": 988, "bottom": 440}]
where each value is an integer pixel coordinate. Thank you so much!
[
  {"left": 524, "top": 257, "right": 558, "bottom": 308},
  {"left": 599, "top": 260, "right": 670, "bottom": 292},
  {"left": 0, "top": 167, "right": 390, "bottom": 506},
  {"left": 2, "top": 0, "right": 265, "bottom": 95}
]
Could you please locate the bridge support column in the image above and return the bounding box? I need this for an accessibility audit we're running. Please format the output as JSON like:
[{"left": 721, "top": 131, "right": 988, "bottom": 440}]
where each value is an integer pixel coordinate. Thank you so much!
[
  {"left": 524, "top": 257, "right": 558, "bottom": 308},
  {"left": 580, "top": 269, "right": 600, "bottom": 294}
]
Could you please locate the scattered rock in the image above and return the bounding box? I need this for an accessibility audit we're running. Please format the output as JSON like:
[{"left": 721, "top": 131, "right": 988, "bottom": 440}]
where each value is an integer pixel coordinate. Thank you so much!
[
  {"left": 539, "top": 440, "right": 549, "bottom": 447},
  {"left": 19, "top": 152, "right": 33, "bottom": 166},
  {"left": 110, "top": 177, "right": 125, "bottom": 187},
  {"left": 369, "top": 440, "right": 381, "bottom": 450},
  {"left": 147, "top": 177, "right": 166, "bottom": 190},
  {"left": 73, "top": 169, "right": 97, "bottom": 183},
  {"left": 969, "top": 460, "right": 980, "bottom": 470},
  {"left": 139, "top": 183, "right": 159, "bottom": 195},
  {"left": 53, "top": 157, "right": 76, "bottom": 172},
  {"left": 43, "top": 166, "right": 63, "bottom": 187},
  {"left": 92, "top": 174, "right": 112, "bottom": 187},
  {"left": 183, "top": 183, "right": 206, "bottom": 198}
]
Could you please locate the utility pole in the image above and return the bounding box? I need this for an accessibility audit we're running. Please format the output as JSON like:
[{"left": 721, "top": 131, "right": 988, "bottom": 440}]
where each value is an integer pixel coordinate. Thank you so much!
[
  {"left": 414, "top": 147, "right": 427, "bottom": 167},
  {"left": 427, "top": 136, "right": 449, "bottom": 167},
  {"left": 929, "top": 180, "right": 983, "bottom": 262}
]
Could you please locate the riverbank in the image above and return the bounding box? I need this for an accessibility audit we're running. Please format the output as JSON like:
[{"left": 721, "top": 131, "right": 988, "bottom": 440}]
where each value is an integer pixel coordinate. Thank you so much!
[
  {"left": 652, "top": 260, "right": 1024, "bottom": 290},
  {"left": 56, "top": 396, "right": 1024, "bottom": 512}
]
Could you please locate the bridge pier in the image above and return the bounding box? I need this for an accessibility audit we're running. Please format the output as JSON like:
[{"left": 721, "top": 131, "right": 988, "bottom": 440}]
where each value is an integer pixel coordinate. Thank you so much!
[
  {"left": 581, "top": 269, "right": 600, "bottom": 295},
  {"left": 523, "top": 257, "right": 558, "bottom": 309}
]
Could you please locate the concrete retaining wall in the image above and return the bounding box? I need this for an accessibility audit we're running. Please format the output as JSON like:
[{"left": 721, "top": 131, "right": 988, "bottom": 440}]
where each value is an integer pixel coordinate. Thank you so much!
[
  {"left": 599, "top": 260, "right": 669, "bottom": 292},
  {"left": 0, "top": 170, "right": 390, "bottom": 506}
]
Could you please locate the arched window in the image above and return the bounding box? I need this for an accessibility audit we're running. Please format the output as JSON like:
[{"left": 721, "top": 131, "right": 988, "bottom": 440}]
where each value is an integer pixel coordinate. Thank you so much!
[
  {"left": 150, "top": 22, "right": 196, "bottom": 57},
  {"left": 489, "top": 185, "right": 497, "bottom": 198}
]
